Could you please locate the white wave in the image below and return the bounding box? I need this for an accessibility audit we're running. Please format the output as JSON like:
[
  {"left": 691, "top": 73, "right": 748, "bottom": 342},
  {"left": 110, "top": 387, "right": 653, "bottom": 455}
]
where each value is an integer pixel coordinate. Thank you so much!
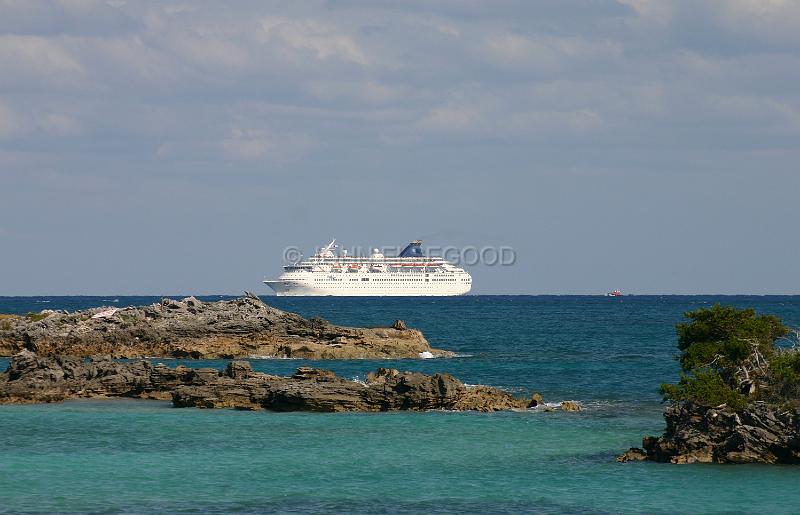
[
  {"left": 247, "top": 354, "right": 300, "bottom": 360},
  {"left": 418, "top": 351, "right": 435, "bottom": 359},
  {"left": 525, "top": 400, "right": 588, "bottom": 411},
  {"left": 463, "top": 383, "right": 486, "bottom": 389},
  {"left": 581, "top": 400, "right": 619, "bottom": 408}
]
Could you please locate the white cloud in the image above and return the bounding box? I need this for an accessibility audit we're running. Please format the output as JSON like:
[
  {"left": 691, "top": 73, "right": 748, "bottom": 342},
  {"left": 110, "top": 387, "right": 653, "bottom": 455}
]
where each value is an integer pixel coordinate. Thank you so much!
[
  {"left": 508, "top": 108, "right": 603, "bottom": 134},
  {"left": 0, "top": 1, "right": 797, "bottom": 165},
  {"left": 617, "top": 0, "right": 674, "bottom": 25},
  {"left": 90, "top": 36, "right": 181, "bottom": 84},
  {"left": 419, "top": 18, "right": 460, "bottom": 37},
  {"left": 414, "top": 83, "right": 608, "bottom": 141},
  {"left": 304, "top": 80, "right": 410, "bottom": 105},
  {"left": 716, "top": 0, "right": 800, "bottom": 47},
  {"left": 0, "top": 101, "right": 83, "bottom": 139},
  {"left": 221, "top": 128, "right": 272, "bottom": 160},
  {"left": 419, "top": 105, "right": 482, "bottom": 133},
  {"left": 220, "top": 127, "right": 314, "bottom": 162},
  {"left": 620, "top": 0, "right": 800, "bottom": 49},
  {"left": 40, "top": 113, "right": 81, "bottom": 136},
  {"left": 259, "top": 16, "right": 368, "bottom": 65},
  {"left": 0, "top": 102, "right": 24, "bottom": 139},
  {"left": 0, "top": 35, "right": 83, "bottom": 86},
  {"left": 705, "top": 94, "right": 800, "bottom": 130},
  {"left": 482, "top": 32, "right": 622, "bottom": 72},
  {"left": 167, "top": 32, "right": 250, "bottom": 70},
  {"left": 484, "top": 32, "right": 546, "bottom": 65}
]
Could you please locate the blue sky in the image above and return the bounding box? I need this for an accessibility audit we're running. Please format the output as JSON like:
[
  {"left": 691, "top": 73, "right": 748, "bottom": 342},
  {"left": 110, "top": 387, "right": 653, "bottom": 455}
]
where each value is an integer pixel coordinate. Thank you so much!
[{"left": 1, "top": 0, "right": 798, "bottom": 295}]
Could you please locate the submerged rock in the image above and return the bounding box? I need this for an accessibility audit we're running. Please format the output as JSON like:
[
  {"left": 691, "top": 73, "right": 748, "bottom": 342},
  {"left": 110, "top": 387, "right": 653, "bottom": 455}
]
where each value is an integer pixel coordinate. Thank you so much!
[
  {"left": 0, "top": 294, "right": 450, "bottom": 360},
  {"left": 619, "top": 401, "right": 800, "bottom": 464},
  {"left": 0, "top": 351, "right": 536, "bottom": 412},
  {"left": 528, "top": 392, "right": 544, "bottom": 408},
  {"left": 616, "top": 448, "right": 648, "bottom": 463},
  {"left": 559, "top": 400, "right": 582, "bottom": 412}
]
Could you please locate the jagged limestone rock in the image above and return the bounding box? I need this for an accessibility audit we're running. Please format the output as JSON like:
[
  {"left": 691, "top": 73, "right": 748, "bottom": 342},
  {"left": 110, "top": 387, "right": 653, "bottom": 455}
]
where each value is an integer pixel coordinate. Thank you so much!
[
  {"left": 619, "top": 401, "right": 800, "bottom": 464},
  {"left": 2, "top": 351, "right": 530, "bottom": 413},
  {"left": 0, "top": 295, "right": 451, "bottom": 360}
]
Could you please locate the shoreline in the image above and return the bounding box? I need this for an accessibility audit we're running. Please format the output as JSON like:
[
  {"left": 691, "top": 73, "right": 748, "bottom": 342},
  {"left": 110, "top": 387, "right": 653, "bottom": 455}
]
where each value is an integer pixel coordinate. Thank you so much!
[
  {"left": 0, "top": 350, "right": 583, "bottom": 413},
  {"left": 0, "top": 293, "right": 454, "bottom": 360}
]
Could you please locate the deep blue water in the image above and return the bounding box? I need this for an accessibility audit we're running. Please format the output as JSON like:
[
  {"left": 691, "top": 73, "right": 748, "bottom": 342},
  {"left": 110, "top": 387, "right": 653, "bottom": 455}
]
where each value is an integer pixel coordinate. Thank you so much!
[{"left": 1, "top": 295, "right": 799, "bottom": 513}]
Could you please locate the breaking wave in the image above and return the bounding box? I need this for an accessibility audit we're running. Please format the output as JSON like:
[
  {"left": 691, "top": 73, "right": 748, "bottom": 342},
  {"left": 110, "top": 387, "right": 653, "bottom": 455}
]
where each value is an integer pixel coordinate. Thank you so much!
[{"left": 247, "top": 355, "right": 301, "bottom": 360}]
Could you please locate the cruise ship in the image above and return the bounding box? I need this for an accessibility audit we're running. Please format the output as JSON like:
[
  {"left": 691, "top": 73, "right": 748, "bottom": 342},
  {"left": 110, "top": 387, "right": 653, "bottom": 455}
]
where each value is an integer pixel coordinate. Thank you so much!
[{"left": 264, "top": 240, "right": 472, "bottom": 296}]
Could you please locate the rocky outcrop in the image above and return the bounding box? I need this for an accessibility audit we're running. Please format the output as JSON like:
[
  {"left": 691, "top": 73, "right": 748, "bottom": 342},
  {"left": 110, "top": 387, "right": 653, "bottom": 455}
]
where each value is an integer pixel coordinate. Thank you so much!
[
  {"left": 618, "top": 401, "right": 800, "bottom": 464},
  {"left": 0, "top": 350, "right": 192, "bottom": 403},
  {"left": 0, "top": 351, "right": 545, "bottom": 413},
  {"left": 171, "top": 365, "right": 506, "bottom": 412},
  {"left": 0, "top": 294, "right": 450, "bottom": 360},
  {"left": 558, "top": 400, "right": 582, "bottom": 412}
]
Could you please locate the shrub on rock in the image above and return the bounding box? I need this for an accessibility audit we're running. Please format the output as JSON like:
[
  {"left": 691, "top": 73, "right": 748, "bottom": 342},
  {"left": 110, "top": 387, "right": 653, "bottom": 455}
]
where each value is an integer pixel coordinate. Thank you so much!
[{"left": 661, "top": 304, "right": 793, "bottom": 410}]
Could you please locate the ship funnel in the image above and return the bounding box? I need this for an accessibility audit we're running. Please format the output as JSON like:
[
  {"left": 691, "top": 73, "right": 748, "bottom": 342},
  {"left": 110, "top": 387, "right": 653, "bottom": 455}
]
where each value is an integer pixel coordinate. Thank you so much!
[{"left": 399, "top": 240, "right": 423, "bottom": 258}]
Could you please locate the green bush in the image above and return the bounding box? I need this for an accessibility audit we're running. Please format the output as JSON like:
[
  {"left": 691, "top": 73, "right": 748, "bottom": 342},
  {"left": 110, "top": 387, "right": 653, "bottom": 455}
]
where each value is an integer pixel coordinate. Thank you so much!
[
  {"left": 25, "top": 312, "right": 50, "bottom": 322},
  {"left": 660, "top": 370, "right": 747, "bottom": 410},
  {"left": 770, "top": 349, "right": 800, "bottom": 384},
  {"left": 677, "top": 304, "right": 787, "bottom": 366},
  {"left": 0, "top": 314, "right": 19, "bottom": 330},
  {"left": 662, "top": 304, "right": 791, "bottom": 410},
  {"left": 765, "top": 349, "right": 800, "bottom": 406}
]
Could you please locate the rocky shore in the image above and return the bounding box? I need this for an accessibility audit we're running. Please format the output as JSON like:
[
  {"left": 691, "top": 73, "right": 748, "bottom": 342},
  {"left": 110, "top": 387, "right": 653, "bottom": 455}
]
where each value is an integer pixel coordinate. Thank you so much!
[
  {"left": 0, "top": 293, "right": 450, "bottom": 360},
  {"left": 618, "top": 305, "right": 800, "bottom": 465},
  {"left": 0, "top": 350, "right": 583, "bottom": 413},
  {"left": 618, "top": 401, "right": 800, "bottom": 464}
]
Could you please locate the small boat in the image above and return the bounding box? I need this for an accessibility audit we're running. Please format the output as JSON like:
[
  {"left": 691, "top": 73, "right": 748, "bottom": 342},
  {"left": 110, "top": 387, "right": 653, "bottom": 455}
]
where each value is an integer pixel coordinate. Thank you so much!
[{"left": 606, "top": 290, "right": 623, "bottom": 297}]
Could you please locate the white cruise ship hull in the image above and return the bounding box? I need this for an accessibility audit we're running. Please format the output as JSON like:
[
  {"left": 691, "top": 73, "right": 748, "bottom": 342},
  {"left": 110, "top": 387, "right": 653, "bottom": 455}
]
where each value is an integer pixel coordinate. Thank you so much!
[
  {"left": 263, "top": 239, "right": 472, "bottom": 297},
  {"left": 264, "top": 279, "right": 471, "bottom": 297}
]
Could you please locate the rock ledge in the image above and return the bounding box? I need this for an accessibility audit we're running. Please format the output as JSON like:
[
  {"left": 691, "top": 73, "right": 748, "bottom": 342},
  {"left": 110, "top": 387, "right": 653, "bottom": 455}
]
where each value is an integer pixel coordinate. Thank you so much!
[
  {"left": 0, "top": 294, "right": 450, "bottom": 360},
  {"left": 0, "top": 351, "right": 572, "bottom": 413},
  {"left": 618, "top": 401, "right": 800, "bottom": 464}
]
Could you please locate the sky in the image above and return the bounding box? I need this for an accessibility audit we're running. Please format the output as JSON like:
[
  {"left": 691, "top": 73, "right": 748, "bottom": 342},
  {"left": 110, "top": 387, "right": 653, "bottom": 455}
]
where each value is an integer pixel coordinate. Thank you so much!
[{"left": 1, "top": 0, "right": 799, "bottom": 295}]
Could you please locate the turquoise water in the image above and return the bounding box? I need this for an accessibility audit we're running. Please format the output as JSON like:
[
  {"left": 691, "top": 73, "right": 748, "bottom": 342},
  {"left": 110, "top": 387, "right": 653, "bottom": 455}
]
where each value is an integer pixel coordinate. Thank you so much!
[{"left": 1, "top": 296, "right": 800, "bottom": 513}]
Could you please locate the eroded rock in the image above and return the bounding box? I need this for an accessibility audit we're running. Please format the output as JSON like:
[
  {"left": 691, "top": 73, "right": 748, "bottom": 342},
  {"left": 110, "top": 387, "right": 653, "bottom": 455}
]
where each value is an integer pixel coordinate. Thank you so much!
[
  {"left": 0, "top": 295, "right": 451, "bottom": 360},
  {"left": 619, "top": 401, "right": 800, "bottom": 464},
  {"left": 528, "top": 392, "right": 544, "bottom": 408},
  {"left": 0, "top": 351, "right": 536, "bottom": 413},
  {"left": 559, "top": 400, "right": 582, "bottom": 412}
]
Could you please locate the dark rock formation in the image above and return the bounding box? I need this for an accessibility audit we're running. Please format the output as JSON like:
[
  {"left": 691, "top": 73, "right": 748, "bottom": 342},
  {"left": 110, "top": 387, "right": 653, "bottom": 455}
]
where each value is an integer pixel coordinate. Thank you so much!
[
  {"left": 619, "top": 401, "right": 800, "bottom": 464},
  {"left": 0, "top": 350, "right": 192, "bottom": 403},
  {"left": 0, "top": 294, "right": 450, "bottom": 360},
  {"left": 172, "top": 364, "right": 489, "bottom": 412},
  {"left": 0, "top": 351, "right": 549, "bottom": 413},
  {"left": 528, "top": 392, "right": 544, "bottom": 408},
  {"left": 392, "top": 320, "right": 407, "bottom": 330}
]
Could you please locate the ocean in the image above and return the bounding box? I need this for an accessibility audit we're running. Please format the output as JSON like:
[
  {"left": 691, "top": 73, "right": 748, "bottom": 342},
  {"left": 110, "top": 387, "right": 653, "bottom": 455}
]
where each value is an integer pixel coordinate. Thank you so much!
[{"left": 1, "top": 295, "right": 799, "bottom": 514}]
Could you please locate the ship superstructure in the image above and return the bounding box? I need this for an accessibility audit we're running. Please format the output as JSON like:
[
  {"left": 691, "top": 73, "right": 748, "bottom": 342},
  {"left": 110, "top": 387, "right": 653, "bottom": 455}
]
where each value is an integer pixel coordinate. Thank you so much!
[{"left": 263, "top": 239, "right": 472, "bottom": 296}]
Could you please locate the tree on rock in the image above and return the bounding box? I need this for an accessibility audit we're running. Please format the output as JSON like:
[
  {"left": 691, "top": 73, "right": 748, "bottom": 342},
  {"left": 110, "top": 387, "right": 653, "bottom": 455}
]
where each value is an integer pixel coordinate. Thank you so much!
[{"left": 661, "top": 304, "right": 791, "bottom": 410}]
